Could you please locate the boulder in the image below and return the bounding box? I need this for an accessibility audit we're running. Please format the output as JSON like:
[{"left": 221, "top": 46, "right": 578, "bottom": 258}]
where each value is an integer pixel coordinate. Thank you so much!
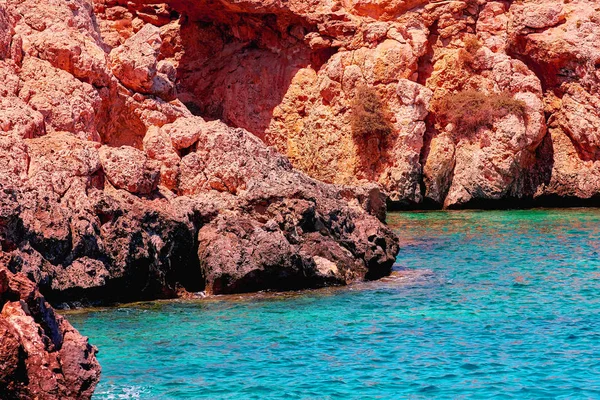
[
  {"left": 99, "top": 145, "right": 160, "bottom": 194},
  {"left": 0, "top": 135, "right": 29, "bottom": 187},
  {"left": 0, "top": 265, "right": 100, "bottom": 399},
  {"left": 109, "top": 24, "right": 176, "bottom": 99},
  {"left": 0, "top": 97, "right": 45, "bottom": 139},
  {"left": 25, "top": 131, "right": 103, "bottom": 197},
  {"left": 162, "top": 116, "right": 204, "bottom": 150},
  {"left": 142, "top": 125, "right": 180, "bottom": 190},
  {"left": 18, "top": 58, "right": 102, "bottom": 141}
]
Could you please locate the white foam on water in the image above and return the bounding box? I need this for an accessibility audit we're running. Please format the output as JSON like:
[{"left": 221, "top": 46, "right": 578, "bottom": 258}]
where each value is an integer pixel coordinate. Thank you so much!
[{"left": 95, "top": 385, "right": 150, "bottom": 400}]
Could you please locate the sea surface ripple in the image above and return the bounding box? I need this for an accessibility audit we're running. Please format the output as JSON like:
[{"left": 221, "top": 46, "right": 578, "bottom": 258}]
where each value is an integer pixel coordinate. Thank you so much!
[{"left": 68, "top": 209, "right": 600, "bottom": 399}]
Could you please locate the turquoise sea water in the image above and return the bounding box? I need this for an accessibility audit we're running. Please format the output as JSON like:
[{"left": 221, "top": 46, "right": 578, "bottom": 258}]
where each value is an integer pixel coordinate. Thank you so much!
[{"left": 69, "top": 210, "right": 600, "bottom": 399}]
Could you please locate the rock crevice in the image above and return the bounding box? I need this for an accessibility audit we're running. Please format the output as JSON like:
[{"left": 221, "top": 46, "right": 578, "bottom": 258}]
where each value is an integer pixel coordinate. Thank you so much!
[
  {"left": 0, "top": 0, "right": 399, "bottom": 314},
  {"left": 2, "top": 0, "right": 600, "bottom": 397},
  {"left": 87, "top": 0, "right": 600, "bottom": 209}
]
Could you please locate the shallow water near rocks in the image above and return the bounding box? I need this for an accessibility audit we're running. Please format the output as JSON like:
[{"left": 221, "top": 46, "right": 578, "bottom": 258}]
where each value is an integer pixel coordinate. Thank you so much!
[{"left": 69, "top": 209, "right": 600, "bottom": 399}]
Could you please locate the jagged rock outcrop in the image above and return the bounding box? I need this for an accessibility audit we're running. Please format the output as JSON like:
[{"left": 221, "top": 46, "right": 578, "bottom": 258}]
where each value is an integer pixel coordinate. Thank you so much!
[
  {"left": 0, "top": 1, "right": 597, "bottom": 302},
  {"left": 1, "top": 127, "right": 397, "bottom": 303},
  {"left": 0, "top": 0, "right": 399, "bottom": 310},
  {"left": 89, "top": 0, "right": 600, "bottom": 208},
  {"left": 3, "top": 0, "right": 600, "bottom": 396},
  {"left": 0, "top": 262, "right": 100, "bottom": 399}
]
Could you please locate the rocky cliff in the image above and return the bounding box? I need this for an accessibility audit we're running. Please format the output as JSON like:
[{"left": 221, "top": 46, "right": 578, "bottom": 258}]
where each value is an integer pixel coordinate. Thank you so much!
[
  {"left": 86, "top": 0, "right": 600, "bottom": 208},
  {"left": 0, "top": 0, "right": 399, "bottom": 306},
  {"left": 1, "top": 0, "right": 597, "bottom": 396},
  {"left": 0, "top": 0, "right": 595, "bottom": 306},
  {"left": 0, "top": 1, "right": 403, "bottom": 394},
  {"left": 0, "top": 262, "right": 100, "bottom": 399}
]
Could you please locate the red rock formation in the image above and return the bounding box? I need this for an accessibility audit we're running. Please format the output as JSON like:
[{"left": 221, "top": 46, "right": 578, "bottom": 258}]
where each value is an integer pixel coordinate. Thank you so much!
[
  {"left": 88, "top": 0, "right": 600, "bottom": 208},
  {"left": 0, "top": 0, "right": 597, "bottom": 282},
  {"left": 3, "top": 0, "right": 600, "bottom": 396},
  {"left": 2, "top": 126, "right": 397, "bottom": 302},
  {"left": 0, "top": 263, "right": 100, "bottom": 399},
  {"left": 0, "top": 0, "right": 400, "bottom": 387},
  {"left": 0, "top": 0, "right": 399, "bottom": 309}
]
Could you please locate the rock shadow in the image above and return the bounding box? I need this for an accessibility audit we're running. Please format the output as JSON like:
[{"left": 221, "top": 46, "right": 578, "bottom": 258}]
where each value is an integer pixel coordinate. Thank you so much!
[
  {"left": 175, "top": 12, "right": 335, "bottom": 140},
  {"left": 351, "top": 85, "right": 398, "bottom": 182}
]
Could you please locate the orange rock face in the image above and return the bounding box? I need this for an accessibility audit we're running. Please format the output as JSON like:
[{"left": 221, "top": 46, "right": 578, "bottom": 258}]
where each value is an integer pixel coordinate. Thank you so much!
[
  {"left": 0, "top": 0, "right": 399, "bottom": 302},
  {"left": 2, "top": 0, "right": 600, "bottom": 396},
  {"left": 86, "top": 0, "right": 600, "bottom": 208}
]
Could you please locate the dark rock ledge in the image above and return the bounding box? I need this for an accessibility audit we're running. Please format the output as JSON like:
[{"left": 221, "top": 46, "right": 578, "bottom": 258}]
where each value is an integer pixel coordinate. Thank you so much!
[
  {"left": 0, "top": 120, "right": 399, "bottom": 399},
  {"left": 0, "top": 121, "right": 399, "bottom": 308}
]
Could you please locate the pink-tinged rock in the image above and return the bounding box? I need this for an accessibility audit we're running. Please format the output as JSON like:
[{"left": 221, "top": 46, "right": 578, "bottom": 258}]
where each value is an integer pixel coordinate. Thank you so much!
[
  {"left": 422, "top": 133, "right": 455, "bottom": 205},
  {"left": 536, "top": 84, "right": 600, "bottom": 199},
  {"left": 17, "top": 192, "right": 74, "bottom": 265},
  {"left": 175, "top": 18, "right": 311, "bottom": 139},
  {"left": 507, "top": 0, "right": 600, "bottom": 91},
  {"left": 51, "top": 257, "right": 110, "bottom": 291},
  {"left": 97, "top": 82, "right": 190, "bottom": 149},
  {"left": 26, "top": 132, "right": 103, "bottom": 197},
  {"left": 197, "top": 211, "right": 369, "bottom": 295},
  {"left": 538, "top": 127, "right": 600, "bottom": 200},
  {"left": 557, "top": 85, "right": 600, "bottom": 158},
  {"left": 0, "top": 97, "right": 45, "bottom": 139},
  {"left": 336, "top": 183, "right": 388, "bottom": 222},
  {"left": 0, "top": 61, "right": 19, "bottom": 97},
  {"left": 425, "top": 48, "right": 546, "bottom": 208},
  {"left": 18, "top": 57, "right": 102, "bottom": 141},
  {"left": 477, "top": 2, "right": 508, "bottom": 52},
  {"left": 99, "top": 145, "right": 160, "bottom": 194},
  {"left": 0, "top": 3, "right": 14, "bottom": 60},
  {"left": 265, "top": 44, "right": 428, "bottom": 205},
  {"left": 110, "top": 24, "right": 159, "bottom": 92},
  {"left": 59, "top": 324, "right": 102, "bottom": 399},
  {"left": 162, "top": 116, "right": 204, "bottom": 150},
  {"left": 197, "top": 214, "right": 303, "bottom": 294},
  {"left": 377, "top": 79, "right": 432, "bottom": 204},
  {"left": 28, "top": 27, "right": 111, "bottom": 86},
  {"left": 0, "top": 265, "right": 100, "bottom": 399},
  {"left": 110, "top": 24, "right": 175, "bottom": 99},
  {"left": 1, "top": 85, "right": 398, "bottom": 314},
  {"left": 179, "top": 119, "right": 282, "bottom": 196},
  {"left": 143, "top": 125, "right": 181, "bottom": 190},
  {"left": 349, "top": 0, "right": 429, "bottom": 19},
  {"left": 197, "top": 195, "right": 396, "bottom": 295},
  {"left": 87, "top": 0, "right": 600, "bottom": 210},
  {"left": 422, "top": 1, "right": 469, "bottom": 38},
  {"left": 0, "top": 318, "right": 23, "bottom": 396},
  {"left": 0, "top": 134, "right": 29, "bottom": 187},
  {"left": 108, "top": 1, "right": 429, "bottom": 207},
  {"left": 92, "top": 2, "right": 136, "bottom": 48},
  {"left": 443, "top": 90, "right": 545, "bottom": 208},
  {"left": 9, "top": 0, "right": 103, "bottom": 44},
  {"left": 510, "top": 1, "right": 565, "bottom": 31},
  {"left": 371, "top": 39, "right": 417, "bottom": 83},
  {"left": 1, "top": 302, "right": 63, "bottom": 396},
  {"left": 396, "top": 79, "right": 433, "bottom": 121}
]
